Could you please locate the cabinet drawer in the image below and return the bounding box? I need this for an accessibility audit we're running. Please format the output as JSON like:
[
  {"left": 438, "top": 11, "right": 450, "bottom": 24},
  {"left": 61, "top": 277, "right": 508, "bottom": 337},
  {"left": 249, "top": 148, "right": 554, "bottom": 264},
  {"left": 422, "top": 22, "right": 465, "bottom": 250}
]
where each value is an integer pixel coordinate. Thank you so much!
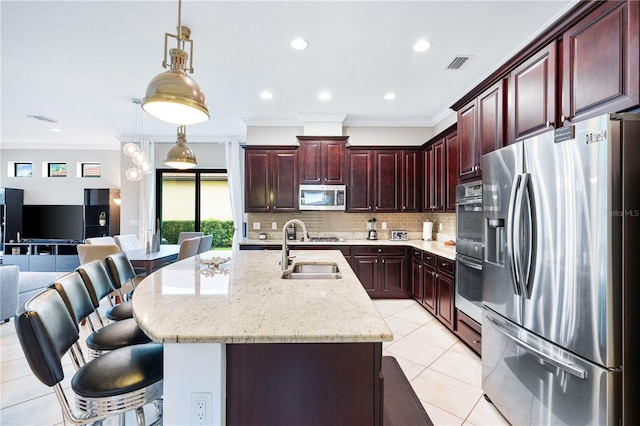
[
  {"left": 438, "top": 258, "right": 455, "bottom": 275},
  {"left": 411, "top": 249, "right": 423, "bottom": 261},
  {"left": 293, "top": 245, "right": 351, "bottom": 257},
  {"left": 422, "top": 252, "right": 437, "bottom": 267},
  {"left": 353, "top": 246, "right": 406, "bottom": 256},
  {"left": 456, "top": 310, "right": 481, "bottom": 355}
]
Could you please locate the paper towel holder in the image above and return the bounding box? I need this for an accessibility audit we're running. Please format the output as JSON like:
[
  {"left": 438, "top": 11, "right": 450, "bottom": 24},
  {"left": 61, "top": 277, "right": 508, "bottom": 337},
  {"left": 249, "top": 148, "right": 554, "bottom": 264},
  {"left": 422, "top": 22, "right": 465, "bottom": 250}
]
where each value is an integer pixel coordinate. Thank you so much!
[{"left": 423, "top": 221, "right": 434, "bottom": 241}]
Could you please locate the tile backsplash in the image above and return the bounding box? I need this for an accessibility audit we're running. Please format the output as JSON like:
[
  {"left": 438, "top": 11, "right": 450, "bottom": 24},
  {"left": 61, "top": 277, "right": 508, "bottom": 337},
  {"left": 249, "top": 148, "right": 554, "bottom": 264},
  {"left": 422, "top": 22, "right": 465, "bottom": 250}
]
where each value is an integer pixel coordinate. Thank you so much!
[{"left": 246, "top": 211, "right": 456, "bottom": 241}]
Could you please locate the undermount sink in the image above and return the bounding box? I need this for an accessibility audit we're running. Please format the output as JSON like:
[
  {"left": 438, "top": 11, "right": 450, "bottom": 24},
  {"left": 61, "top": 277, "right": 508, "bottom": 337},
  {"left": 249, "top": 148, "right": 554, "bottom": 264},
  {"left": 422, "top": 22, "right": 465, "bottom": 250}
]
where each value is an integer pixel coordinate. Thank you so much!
[{"left": 281, "top": 263, "right": 342, "bottom": 280}]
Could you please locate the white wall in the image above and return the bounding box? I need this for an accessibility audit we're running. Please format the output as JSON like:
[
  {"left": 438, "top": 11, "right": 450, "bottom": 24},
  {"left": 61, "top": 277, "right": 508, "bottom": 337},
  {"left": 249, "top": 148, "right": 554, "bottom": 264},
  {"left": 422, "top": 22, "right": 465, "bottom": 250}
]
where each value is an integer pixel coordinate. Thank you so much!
[{"left": 0, "top": 149, "right": 120, "bottom": 204}]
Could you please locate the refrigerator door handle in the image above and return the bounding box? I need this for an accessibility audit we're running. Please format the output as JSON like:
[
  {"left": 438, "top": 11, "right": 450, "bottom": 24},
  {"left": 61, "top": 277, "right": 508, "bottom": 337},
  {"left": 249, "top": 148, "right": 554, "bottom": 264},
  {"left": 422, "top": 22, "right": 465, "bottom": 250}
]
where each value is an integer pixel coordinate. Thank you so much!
[
  {"left": 507, "top": 174, "right": 522, "bottom": 295},
  {"left": 521, "top": 173, "right": 535, "bottom": 298},
  {"left": 487, "top": 316, "right": 588, "bottom": 379}
]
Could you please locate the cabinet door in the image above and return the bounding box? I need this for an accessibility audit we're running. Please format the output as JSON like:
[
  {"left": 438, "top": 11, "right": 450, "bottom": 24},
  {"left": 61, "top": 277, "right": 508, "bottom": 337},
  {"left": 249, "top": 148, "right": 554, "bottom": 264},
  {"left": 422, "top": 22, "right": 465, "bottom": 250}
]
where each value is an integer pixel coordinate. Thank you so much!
[
  {"left": 422, "top": 264, "right": 436, "bottom": 314},
  {"left": 444, "top": 131, "right": 458, "bottom": 212},
  {"left": 478, "top": 80, "right": 504, "bottom": 157},
  {"left": 373, "top": 151, "right": 400, "bottom": 212},
  {"left": 245, "top": 150, "right": 271, "bottom": 212},
  {"left": 562, "top": 0, "right": 639, "bottom": 124},
  {"left": 432, "top": 141, "right": 446, "bottom": 212},
  {"left": 352, "top": 256, "right": 377, "bottom": 295},
  {"left": 422, "top": 145, "right": 434, "bottom": 211},
  {"left": 271, "top": 150, "right": 298, "bottom": 212},
  {"left": 323, "top": 141, "right": 346, "bottom": 184},
  {"left": 508, "top": 43, "right": 557, "bottom": 141},
  {"left": 457, "top": 101, "right": 478, "bottom": 180},
  {"left": 411, "top": 258, "right": 423, "bottom": 302},
  {"left": 401, "top": 150, "right": 420, "bottom": 212},
  {"left": 436, "top": 272, "right": 455, "bottom": 330},
  {"left": 299, "top": 140, "right": 322, "bottom": 184},
  {"left": 380, "top": 256, "right": 406, "bottom": 296},
  {"left": 346, "top": 150, "right": 373, "bottom": 212}
]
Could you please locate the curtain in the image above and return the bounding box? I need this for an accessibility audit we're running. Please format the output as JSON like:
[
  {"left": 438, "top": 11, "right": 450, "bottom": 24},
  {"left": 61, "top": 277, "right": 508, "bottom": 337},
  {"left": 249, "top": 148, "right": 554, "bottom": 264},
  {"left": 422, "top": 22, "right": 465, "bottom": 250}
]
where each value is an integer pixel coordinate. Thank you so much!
[
  {"left": 139, "top": 139, "right": 156, "bottom": 248},
  {"left": 225, "top": 140, "right": 244, "bottom": 253}
]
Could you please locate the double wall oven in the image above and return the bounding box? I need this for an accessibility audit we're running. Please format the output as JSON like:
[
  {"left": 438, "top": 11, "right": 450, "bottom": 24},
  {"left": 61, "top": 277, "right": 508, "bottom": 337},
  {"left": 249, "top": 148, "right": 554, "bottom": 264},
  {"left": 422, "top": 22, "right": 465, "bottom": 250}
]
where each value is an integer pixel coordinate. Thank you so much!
[{"left": 455, "top": 181, "right": 483, "bottom": 324}]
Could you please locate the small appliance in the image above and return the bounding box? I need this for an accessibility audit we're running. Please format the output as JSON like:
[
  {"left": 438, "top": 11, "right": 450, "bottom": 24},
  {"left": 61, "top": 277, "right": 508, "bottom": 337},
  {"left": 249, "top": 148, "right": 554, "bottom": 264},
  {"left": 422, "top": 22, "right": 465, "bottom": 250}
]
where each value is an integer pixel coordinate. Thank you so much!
[
  {"left": 286, "top": 224, "right": 296, "bottom": 240},
  {"left": 367, "top": 218, "right": 377, "bottom": 240},
  {"left": 299, "top": 184, "right": 346, "bottom": 211}
]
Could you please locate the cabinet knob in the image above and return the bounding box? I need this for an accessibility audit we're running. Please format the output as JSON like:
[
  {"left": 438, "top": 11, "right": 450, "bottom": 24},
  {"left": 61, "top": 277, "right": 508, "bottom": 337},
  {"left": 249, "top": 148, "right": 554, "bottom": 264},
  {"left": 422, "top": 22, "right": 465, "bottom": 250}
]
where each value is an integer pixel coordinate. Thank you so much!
[
  {"left": 473, "top": 340, "right": 481, "bottom": 345},
  {"left": 545, "top": 120, "right": 555, "bottom": 128},
  {"left": 378, "top": 248, "right": 382, "bottom": 253},
  {"left": 419, "top": 265, "right": 422, "bottom": 269},
  {"left": 561, "top": 114, "right": 568, "bottom": 123}
]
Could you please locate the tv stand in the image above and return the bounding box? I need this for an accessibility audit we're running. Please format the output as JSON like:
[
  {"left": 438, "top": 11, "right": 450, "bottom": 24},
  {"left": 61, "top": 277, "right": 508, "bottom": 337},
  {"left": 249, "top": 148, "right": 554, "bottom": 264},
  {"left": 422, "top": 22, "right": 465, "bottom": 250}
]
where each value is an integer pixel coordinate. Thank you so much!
[{"left": 2, "top": 241, "right": 80, "bottom": 272}]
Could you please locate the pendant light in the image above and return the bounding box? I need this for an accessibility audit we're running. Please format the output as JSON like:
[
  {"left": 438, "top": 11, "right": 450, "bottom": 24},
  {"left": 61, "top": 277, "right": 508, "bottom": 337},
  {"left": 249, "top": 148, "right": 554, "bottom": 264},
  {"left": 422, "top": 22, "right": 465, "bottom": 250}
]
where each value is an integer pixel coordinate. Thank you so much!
[
  {"left": 165, "top": 125, "right": 197, "bottom": 169},
  {"left": 124, "top": 99, "right": 153, "bottom": 180},
  {"left": 142, "top": 0, "right": 209, "bottom": 125}
]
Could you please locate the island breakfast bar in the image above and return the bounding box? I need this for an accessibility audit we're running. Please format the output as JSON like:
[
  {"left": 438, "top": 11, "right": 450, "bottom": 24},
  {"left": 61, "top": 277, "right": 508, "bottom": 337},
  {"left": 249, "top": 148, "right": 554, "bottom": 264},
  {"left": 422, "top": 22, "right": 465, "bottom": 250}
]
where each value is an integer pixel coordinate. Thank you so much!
[{"left": 132, "top": 248, "right": 393, "bottom": 425}]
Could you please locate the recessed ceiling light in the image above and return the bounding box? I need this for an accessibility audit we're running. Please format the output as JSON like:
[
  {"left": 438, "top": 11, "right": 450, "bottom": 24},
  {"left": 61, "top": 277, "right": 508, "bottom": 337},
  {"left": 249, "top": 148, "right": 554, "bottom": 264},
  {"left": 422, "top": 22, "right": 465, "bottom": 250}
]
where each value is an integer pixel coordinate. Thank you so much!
[
  {"left": 291, "top": 38, "right": 308, "bottom": 50},
  {"left": 49, "top": 128, "right": 62, "bottom": 132},
  {"left": 318, "top": 92, "right": 331, "bottom": 100},
  {"left": 413, "top": 40, "right": 432, "bottom": 53},
  {"left": 260, "top": 91, "right": 273, "bottom": 100},
  {"left": 384, "top": 93, "right": 397, "bottom": 100}
]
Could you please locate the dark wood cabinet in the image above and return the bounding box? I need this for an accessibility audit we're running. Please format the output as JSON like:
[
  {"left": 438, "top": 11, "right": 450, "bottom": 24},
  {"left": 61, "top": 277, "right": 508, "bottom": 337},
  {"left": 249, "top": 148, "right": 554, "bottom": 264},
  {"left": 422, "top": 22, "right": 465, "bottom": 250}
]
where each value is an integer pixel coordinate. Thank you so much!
[
  {"left": 401, "top": 150, "right": 421, "bottom": 212},
  {"left": 410, "top": 249, "right": 455, "bottom": 330},
  {"left": 346, "top": 149, "right": 374, "bottom": 212},
  {"left": 508, "top": 43, "right": 557, "bottom": 141},
  {"left": 83, "top": 188, "right": 120, "bottom": 238},
  {"left": 244, "top": 147, "right": 299, "bottom": 213},
  {"left": 444, "top": 131, "right": 459, "bottom": 212},
  {"left": 436, "top": 261, "right": 455, "bottom": 330},
  {"left": 373, "top": 150, "right": 400, "bottom": 212},
  {"left": 456, "top": 309, "right": 482, "bottom": 355},
  {"left": 298, "top": 136, "right": 347, "bottom": 184},
  {"left": 458, "top": 80, "right": 505, "bottom": 180},
  {"left": 351, "top": 246, "right": 408, "bottom": 298},
  {"left": 411, "top": 255, "right": 423, "bottom": 301},
  {"left": 423, "top": 140, "right": 445, "bottom": 212},
  {"left": 561, "top": 0, "right": 639, "bottom": 124}
]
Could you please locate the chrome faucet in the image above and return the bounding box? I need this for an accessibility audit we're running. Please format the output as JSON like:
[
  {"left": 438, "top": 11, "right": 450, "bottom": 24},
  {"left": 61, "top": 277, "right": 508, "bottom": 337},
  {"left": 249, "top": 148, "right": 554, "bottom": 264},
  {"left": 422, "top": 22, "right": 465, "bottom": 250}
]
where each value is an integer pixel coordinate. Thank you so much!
[{"left": 281, "top": 219, "right": 309, "bottom": 269}]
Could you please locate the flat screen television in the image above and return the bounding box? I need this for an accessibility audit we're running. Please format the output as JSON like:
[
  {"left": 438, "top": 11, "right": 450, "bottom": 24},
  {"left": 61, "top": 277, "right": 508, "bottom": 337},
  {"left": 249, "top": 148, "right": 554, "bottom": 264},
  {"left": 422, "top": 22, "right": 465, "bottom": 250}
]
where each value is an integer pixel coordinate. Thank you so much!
[{"left": 22, "top": 205, "right": 84, "bottom": 241}]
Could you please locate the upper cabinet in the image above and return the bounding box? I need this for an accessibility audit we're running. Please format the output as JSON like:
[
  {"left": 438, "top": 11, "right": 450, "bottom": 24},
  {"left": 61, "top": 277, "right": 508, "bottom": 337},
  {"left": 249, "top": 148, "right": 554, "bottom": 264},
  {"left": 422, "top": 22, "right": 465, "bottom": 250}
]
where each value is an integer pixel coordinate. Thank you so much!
[
  {"left": 423, "top": 126, "right": 458, "bottom": 213},
  {"left": 298, "top": 136, "right": 347, "bottom": 184},
  {"left": 401, "top": 149, "right": 421, "bottom": 212},
  {"left": 373, "top": 150, "right": 401, "bottom": 212},
  {"left": 561, "top": 0, "right": 639, "bottom": 124},
  {"left": 244, "top": 147, "right": 299, "bottom": 213},
  {"left": 459, "top": 80, "right": 505, "bottom": 180},
  {"left": 84, "top": 188, "right": 120, "bottom": 238}
]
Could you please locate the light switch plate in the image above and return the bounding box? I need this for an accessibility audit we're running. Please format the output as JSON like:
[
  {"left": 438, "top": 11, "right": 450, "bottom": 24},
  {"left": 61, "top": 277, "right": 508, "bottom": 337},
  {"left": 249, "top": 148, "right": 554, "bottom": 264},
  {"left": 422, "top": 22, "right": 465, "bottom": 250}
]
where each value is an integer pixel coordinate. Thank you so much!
[{"left": 252, "top": 222, "right": 261, "bottom": 230}]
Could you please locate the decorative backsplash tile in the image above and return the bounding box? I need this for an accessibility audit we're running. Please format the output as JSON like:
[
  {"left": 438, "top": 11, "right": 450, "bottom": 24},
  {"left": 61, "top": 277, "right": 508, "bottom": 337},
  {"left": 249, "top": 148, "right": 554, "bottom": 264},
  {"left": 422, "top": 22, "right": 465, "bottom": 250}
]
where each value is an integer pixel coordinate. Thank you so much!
[{"left": 246, "top": 212, "right": 456, "bottom": 241}]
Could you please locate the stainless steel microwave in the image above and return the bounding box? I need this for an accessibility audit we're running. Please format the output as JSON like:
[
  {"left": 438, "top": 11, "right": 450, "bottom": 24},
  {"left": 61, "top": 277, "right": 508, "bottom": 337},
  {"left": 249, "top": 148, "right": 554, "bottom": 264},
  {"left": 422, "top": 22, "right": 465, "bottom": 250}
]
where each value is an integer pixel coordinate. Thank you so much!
[{"left": 299, "top": 184, "right": 346, "bottom": 211}]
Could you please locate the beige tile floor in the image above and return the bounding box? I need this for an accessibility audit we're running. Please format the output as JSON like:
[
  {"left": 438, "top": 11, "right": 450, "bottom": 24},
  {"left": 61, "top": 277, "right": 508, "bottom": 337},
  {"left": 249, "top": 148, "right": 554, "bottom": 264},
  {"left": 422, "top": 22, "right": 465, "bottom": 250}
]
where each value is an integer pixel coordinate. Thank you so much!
[{"left": 1, "top": 299, "right": 508, "bottom": 425}]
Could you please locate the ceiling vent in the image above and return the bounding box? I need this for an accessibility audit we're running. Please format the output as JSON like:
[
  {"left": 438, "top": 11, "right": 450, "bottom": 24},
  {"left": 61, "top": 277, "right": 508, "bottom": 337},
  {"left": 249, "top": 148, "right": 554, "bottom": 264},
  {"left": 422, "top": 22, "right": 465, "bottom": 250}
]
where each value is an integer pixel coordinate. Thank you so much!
[
  {"left": 26, "top": 115, "right": 58, "bottom": 123},
  {"left": 447, "top": 56, "right": 470, "bottom": 70}
]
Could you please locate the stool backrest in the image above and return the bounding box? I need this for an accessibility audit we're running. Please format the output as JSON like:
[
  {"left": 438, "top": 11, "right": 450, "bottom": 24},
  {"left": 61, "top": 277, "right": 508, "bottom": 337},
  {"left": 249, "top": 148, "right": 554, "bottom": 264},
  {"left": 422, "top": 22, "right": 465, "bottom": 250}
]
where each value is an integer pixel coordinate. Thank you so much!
[
  {"left": 104, "top": 252, "right": 136, "bottom": 290},
  {"left": 178, "top": 236, "right": 201, "bottom": 261},
  {"left": 15, "top": 289, "right": 78, "bottom": 387},
  {"left": 50, "top": 272, "right": 95, "bottom": 329},
  {"left": 198, "top": 235, "right": 213, "bottom": 254},
  {"left": 77, "top": 260, "right": 116, "bottom": 308}
]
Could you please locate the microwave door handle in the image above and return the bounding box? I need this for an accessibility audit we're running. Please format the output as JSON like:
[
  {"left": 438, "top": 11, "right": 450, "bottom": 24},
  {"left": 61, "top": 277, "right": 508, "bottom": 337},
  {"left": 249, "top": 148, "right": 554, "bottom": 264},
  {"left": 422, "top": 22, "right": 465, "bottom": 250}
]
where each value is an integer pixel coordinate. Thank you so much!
[{"left": 507, "top": 174, "right": 522, "bottom": 296}]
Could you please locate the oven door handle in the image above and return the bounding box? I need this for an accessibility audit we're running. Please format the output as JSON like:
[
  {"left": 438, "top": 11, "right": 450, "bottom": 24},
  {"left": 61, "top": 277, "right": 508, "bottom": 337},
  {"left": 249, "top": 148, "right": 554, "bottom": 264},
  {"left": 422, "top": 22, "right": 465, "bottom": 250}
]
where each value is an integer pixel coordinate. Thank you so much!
[{"left": 456, "top": 255, "right": 482, "bottom": 271}]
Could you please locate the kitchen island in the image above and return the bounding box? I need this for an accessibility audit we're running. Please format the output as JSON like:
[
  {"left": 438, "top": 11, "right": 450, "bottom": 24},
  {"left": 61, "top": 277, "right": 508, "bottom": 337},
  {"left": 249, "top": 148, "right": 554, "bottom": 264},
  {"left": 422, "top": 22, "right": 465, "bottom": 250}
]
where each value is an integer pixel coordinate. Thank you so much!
[{"left": 132, "top": 248, "right": 393, "bottom": 425}]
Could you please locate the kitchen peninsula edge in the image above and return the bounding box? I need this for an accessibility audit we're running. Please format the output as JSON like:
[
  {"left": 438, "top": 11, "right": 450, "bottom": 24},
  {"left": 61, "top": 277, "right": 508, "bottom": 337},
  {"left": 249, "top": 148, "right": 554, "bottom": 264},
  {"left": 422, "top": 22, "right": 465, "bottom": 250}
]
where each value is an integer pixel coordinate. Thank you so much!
[{"left": 132, "top": 249, "right": 393, "bottom": 425}]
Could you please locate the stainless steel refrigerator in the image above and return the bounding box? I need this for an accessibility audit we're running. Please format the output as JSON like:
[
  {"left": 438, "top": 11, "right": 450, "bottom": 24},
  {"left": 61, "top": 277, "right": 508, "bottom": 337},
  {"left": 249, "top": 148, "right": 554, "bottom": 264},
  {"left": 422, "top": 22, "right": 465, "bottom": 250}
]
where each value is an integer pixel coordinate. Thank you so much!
[{"left": 482, "top": 113, "right": 640, "bottom": 425}]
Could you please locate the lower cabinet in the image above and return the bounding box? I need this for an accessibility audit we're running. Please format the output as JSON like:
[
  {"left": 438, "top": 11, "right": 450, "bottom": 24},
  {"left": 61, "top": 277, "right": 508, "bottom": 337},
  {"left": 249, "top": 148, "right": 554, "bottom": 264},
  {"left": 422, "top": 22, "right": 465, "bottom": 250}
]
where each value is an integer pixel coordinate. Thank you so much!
[
  {"left": 2, "top": 243, "right": 79, "bottom": 272},
  {"left": 455, "top": 309, "right": 482, "bottom": 356},
  {"left": 410, "top": 249, "right": 455, "bottom": 331},
  {"left": 351, "top": 246, "right": 408, "bottom": 298}
]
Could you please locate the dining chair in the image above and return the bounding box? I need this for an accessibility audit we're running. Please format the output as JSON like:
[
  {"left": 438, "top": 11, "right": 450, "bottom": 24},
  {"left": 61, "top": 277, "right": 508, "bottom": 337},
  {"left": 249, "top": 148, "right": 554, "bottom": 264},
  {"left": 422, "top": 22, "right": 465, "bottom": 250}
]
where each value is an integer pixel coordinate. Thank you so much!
[
  {"left": 50, "top": 271, "right": 151, "bottom": 359},
  {"left": 84, "top": 236, "right": 118, "bottom": 245},
  {"left": 77, "top": 244, "right": 120, "bottom": 266},
  {"left": 177, "top": 231, "right": 203, "bottom": 244},
  {"left": 198, "top": 234, "right": 214, "bottom": 254},
  {"left": 114, "top": 234, "right": 141, "bottom": 252},
  {"left": 178, "top": 236, "right": 201, "bottom": 261},
  {"left": 14, "top": 288, "right": 163, "bottom": 426}
]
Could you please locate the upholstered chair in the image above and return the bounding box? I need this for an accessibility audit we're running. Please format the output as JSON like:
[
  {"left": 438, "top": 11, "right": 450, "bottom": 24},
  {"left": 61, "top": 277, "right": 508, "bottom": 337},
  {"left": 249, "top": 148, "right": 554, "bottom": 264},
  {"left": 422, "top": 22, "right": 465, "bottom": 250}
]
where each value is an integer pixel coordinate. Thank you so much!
[
  {"left": 114, "top": 234, "right": 141, "bottom": 252},
  {"left": 198, "top": 235, "right": 214, "bottom": 254},
  {"left": 177, "top": 231, "right": 204, "bottom": 244},
  {"left": 178, "top": 236, "right": 201, "bottom": 261}
]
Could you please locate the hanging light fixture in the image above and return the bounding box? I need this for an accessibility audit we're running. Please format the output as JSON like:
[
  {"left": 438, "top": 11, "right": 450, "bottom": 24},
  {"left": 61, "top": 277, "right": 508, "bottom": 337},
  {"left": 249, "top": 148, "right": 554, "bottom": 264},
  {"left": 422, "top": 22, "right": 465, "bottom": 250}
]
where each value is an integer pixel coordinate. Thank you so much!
[
  {"left": 165, "top": 125, "right": 197, "bottom": 169},
  {"left": 124, "top": 99, "right": 154, "bottom": 181},
  {"left": 142, "top": 0, "right": 209, "bottom": 125}
]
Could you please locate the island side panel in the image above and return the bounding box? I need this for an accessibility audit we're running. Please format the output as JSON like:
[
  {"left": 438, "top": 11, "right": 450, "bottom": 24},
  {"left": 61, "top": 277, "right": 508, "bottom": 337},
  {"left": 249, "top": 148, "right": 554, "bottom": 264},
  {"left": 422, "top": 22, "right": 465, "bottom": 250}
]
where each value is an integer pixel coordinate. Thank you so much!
[{"left": 226, "top": 342, "right": 382, "bottom": 426}]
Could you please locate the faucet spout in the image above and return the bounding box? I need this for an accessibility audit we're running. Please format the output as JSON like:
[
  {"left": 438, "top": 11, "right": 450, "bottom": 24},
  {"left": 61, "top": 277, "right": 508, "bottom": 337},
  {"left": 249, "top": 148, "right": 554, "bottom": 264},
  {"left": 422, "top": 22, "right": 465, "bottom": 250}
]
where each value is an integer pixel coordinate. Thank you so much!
[{"left": 281, "top": 219, "right": 309, "bottom": 270}]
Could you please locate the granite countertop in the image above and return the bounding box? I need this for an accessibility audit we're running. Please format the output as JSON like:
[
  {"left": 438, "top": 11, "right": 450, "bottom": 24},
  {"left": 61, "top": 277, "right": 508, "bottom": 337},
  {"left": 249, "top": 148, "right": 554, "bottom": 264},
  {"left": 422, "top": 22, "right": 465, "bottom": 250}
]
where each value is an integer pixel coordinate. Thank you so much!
[
  {"left": 239, "top": 238, "right": 457, "bottom": 260},
  {"left": 132, "top": 249, "right": 393, "bottom": 344}
]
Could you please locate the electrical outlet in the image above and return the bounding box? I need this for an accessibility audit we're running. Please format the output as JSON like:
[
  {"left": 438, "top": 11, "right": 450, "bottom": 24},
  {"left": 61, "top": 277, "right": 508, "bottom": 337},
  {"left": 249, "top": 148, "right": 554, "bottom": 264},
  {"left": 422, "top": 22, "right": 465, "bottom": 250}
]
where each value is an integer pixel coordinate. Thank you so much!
[
  {"left": 439, "top": 223, "right": 443, "bottom": 231},
  {"left": 252, "top": 222, "right": 261, "bottom": 230},
  {"left": 381, "top": 222, "right": 387, "bottom": 230},
  {"left": 272, "top": 222, "right": 278, "bottom": 229},
  {"left": 191, "top": 392, "right": 212, "bottom": 425}
]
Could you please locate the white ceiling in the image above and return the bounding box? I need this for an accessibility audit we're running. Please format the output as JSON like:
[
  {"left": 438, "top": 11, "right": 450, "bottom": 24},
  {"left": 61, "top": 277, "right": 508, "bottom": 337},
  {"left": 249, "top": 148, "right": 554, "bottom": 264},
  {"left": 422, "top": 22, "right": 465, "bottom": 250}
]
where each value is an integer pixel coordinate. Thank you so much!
[{"left": 1, "top": 0, "right": 576, "bottom": 150}]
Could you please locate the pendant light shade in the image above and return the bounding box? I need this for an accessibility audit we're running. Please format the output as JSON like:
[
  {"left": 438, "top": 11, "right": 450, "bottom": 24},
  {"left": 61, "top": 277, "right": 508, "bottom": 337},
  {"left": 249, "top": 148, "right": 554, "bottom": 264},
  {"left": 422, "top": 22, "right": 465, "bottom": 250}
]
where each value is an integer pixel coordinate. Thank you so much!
[
  {"left": 141, "top": 1, "right": 209, "bottom": 125},
  {"left": 165, "top": 125, "right": 197, "bottom": 169}
]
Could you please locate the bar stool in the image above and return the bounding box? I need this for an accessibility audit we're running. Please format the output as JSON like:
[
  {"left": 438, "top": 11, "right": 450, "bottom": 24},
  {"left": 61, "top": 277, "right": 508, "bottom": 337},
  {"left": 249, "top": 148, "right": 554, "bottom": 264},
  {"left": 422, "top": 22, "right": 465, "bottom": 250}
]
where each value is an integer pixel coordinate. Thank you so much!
[
  {"left": 14, "top": 289, "right": 163, "bottom": 425},
  {"left": 51, "top": 271, "right": 151, "bottom": 359},
  {"left": 104, "top": 253, "right": 141, "bottom": 322},
  {"left": 78, "top": 260, "right": 133, "bottom": 322}
]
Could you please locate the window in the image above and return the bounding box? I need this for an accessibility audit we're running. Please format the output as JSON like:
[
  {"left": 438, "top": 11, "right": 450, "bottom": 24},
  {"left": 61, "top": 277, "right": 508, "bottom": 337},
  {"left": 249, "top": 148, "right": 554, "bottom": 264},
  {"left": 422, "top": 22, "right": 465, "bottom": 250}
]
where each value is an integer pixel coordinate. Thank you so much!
[{"left": 156, "top": 169, "right": 234, "bottom": 247}]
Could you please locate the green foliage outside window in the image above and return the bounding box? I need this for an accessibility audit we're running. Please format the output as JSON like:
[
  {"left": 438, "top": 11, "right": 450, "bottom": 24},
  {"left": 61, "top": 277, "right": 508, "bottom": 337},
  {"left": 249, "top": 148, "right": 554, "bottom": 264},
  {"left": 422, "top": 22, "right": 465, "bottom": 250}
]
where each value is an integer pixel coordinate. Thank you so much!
[{"left": 161, "top": 220, "right": 235, "bottom": 247}]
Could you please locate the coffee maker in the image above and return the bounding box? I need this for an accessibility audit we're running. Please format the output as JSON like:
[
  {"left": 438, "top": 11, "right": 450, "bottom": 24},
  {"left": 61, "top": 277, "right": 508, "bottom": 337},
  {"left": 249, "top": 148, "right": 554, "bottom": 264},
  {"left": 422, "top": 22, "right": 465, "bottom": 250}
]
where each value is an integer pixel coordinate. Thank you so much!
[{"left": 367, "top": 218, "right": 378, "bottom": 240}]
